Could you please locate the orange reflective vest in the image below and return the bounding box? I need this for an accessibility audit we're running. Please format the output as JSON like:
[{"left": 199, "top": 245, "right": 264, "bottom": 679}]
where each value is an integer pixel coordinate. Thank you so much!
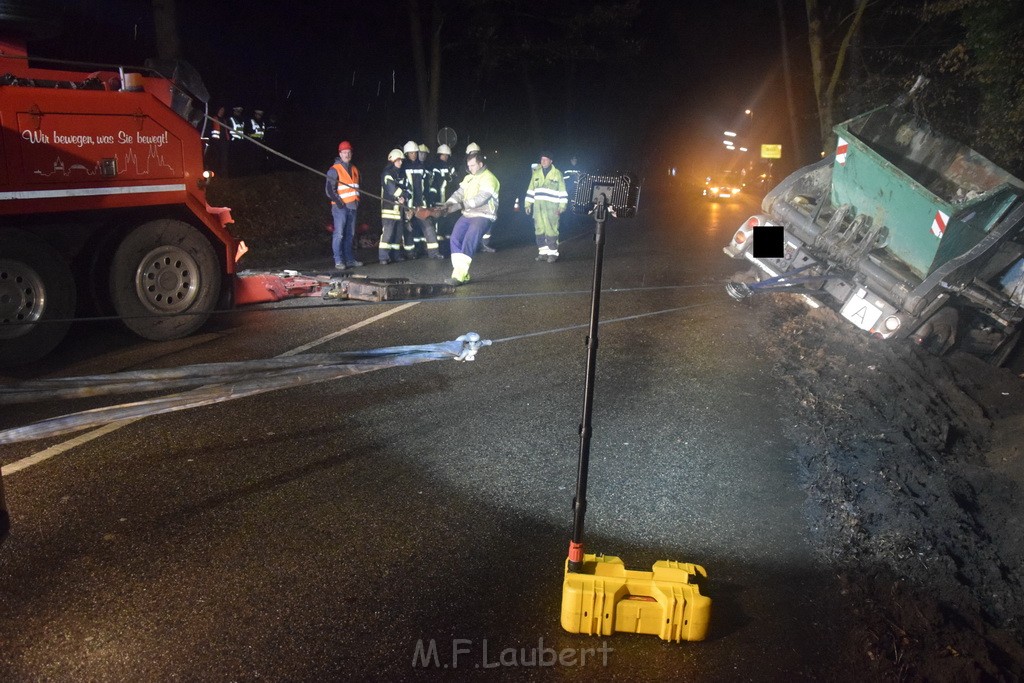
[{"left": 332, "top": 163, "right": 360, "bottom": 205}]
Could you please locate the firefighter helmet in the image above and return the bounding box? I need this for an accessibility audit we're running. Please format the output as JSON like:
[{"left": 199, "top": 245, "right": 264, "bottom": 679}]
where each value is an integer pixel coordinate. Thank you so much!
[
  {"left": 465, "top": 142, "right": 481, "bottom": 154},
  {"left": 403, "top": 140, "right": 419, "bottom": 154},
  {"left": 437, "top": 144, "right": 452, "bottom": 155},
  {"left": 418, "top": 143, "right": 429, "bottom": 153},
  {"left": 387, "top": 148, "right": 403, "bottom": 162}
]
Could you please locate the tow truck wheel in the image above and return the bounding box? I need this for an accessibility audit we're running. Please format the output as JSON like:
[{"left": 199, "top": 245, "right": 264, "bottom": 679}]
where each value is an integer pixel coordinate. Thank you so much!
[
  {"left": 0, "top": 233, "right": 76, "bottom": 367},
  {"left": 110, "top": 219, "right": 221, "bottom": 341}
]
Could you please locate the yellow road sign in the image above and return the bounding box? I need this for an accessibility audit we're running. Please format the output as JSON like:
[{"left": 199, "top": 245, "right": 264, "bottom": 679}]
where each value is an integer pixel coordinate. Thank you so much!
[{"left": 761, "top": 144, "right": 782, "bottom": 159}]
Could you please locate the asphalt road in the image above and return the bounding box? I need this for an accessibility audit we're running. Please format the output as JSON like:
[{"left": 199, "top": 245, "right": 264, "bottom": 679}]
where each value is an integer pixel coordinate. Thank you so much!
[{"left": 1, "top": 186, "right": 861, "bottom": 680}]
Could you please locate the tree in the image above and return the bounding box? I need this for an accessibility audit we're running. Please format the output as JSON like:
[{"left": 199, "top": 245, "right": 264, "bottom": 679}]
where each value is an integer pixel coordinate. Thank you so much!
[
  {"left": 151, "top": 0, "right": 180, "bottom": 61},
  {"left": 805, "top": 0, "right": 869, "bottom": 154},
  {"left": 461, "top": 0, "right": 642, "bottom": 147},
  {"left": 406, "top": 0, "right": 446, "bottom": 143},
  {"left": 836, "top": 0, "right": 1024, "bottom": 176}
]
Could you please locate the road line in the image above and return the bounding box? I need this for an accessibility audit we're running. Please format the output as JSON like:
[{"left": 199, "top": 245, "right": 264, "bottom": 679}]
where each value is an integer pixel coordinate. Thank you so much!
[
  {"left": 2, "top": 420, "right": 139, "bottom": 476},
  {"left": 2, "top": 301, "right": 420, "bottom": 476},
  {"left": 279, "top": 302, "right": 419, "bottom": 356}
]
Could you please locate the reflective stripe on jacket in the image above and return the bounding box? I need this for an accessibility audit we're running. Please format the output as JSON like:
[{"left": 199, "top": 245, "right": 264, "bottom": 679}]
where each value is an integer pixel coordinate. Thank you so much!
[
  {"left": 228, "top": 116, "right": 246, "bottom": 140},
  {"left": 403, "top": 158, "right": 427, "bottom": 207},
  {"left": 326, "top": 161, "right": 360, "bottom": 206},
  {"left": 381, "top": 163, "right": 406, "bottom": 220},
  {"left": 446, "top": 168, "right": 500, "bottom": 221},
  {"left": 525, "top": 166, "right": 568, "bottom": 209}
]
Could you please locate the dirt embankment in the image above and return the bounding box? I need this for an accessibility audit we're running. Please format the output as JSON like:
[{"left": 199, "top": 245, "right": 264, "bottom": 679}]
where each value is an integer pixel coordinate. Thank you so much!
[
  {"left": 760, "top": 297, "right": 1024, "bottom": 680},
  {"left": 206, "top": 171, "right": 343, "bottom": 270}
]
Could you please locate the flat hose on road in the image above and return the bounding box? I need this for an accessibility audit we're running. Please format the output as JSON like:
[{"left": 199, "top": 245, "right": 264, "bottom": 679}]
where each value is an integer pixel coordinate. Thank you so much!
[{"left": 0, "top": 335, "right": 490, "bottom": 445}]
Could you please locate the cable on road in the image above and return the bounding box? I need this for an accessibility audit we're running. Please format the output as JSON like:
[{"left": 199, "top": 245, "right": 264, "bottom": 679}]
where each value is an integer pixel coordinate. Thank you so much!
[
  {"left": 0, "top": 297, "right": 721, "bottom": 444},
  {"left": 0, "top": 334, "right": 489, "bottom": 445},
  {"left": 2, "top": 298, "right": 719, "bottom": 406},
  {"left": 490, "top": 301, "right": 718, "bottom": 345},
  {"left": 0, "top": 282, "right": 723, "bottom": 328}
]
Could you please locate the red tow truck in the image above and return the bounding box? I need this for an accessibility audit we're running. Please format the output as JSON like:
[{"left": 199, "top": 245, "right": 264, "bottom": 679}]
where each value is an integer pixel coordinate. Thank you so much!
[{"left": 0, "top": 33, "right": 243, "bottom": 367}]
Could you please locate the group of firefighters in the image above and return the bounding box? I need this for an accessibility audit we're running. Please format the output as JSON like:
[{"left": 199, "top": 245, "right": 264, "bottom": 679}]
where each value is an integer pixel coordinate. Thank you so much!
[
  {"left": 203, "top": 105, "right": 279, "bottom": 176},
  {"left": 327, "top": 139, "right": 581, "bottom": 286}
]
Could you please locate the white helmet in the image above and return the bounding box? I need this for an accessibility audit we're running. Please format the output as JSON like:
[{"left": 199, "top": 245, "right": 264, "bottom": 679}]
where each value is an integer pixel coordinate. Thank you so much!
[
  {"left": 403, "top": 140, "right": 419, "bottom": 154},
  {"left": 387, "top": 148, "right": 403, "bottom": 162},
  {"left": 465, "top": 142, "right": 481, "bottom": 154},
  {"left": 418, "top": 143, "right": 430, "bottom": 153},
  {"left": 436, "top": 144, "right": 452, "bottom": 155}
]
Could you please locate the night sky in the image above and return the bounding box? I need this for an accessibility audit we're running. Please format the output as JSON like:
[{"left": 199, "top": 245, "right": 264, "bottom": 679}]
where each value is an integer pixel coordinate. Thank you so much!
[{"left": 25, "top": 0, "right": 815, "bottom": 180}]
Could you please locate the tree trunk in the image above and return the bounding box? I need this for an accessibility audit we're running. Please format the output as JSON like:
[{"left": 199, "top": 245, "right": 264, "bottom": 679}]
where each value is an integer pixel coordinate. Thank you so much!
[
  {"left": 151, "top": 0, "right": 180, "bottom": 60},
  {"left": 777, "top": 0, "right": 803, "bottom": 164},
  {"left": 427, "top": 2, "right": 442, "bottom": 143},
  {"left": 520, "top": 63, "right": 541, "bottom": 147},
  {"left": 806, "top": 0, "right": 869, "bottom": 155},
  {"left": 805, "top": 0, "right": 828, "bottom": 154},
  {"left": 407, "top": 0, "right": 431, "bottom": 141}
]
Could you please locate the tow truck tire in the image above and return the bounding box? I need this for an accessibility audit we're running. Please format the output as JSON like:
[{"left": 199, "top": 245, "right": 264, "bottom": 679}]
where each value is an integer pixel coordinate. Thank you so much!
[
  {"left": 110, "top": 219, "right": 221, "bottom": 341},
  {"left": 0, "top": 233, "right": 76, "bottom": 368}
]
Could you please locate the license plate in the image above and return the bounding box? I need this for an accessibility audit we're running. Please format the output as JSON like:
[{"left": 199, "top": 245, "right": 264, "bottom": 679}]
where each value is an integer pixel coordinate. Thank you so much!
[{"left": 840, "top": 290, "right": 883, "bottom": 331}]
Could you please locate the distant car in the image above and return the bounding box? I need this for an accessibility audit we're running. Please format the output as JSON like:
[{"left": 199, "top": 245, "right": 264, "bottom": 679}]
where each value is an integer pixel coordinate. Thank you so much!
[{"left": 702, "top": 171, "right": 744, "bottom": 201}]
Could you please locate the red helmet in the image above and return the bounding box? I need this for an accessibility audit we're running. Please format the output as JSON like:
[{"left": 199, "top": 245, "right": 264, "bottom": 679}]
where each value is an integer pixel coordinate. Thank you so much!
[{"left": 338, "top": 140, "right": 353, "bottom": 152}]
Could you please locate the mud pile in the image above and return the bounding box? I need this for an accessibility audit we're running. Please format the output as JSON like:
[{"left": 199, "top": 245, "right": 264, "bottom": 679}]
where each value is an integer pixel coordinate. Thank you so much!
[{"left": 761, "top": 297, "right": 1024, "bottom": 680}]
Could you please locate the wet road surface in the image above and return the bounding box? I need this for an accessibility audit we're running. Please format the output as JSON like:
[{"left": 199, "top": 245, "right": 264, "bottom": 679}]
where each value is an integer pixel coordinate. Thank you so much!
[{"left": 1, "top": 186, "right": 862, "bottom": 680}]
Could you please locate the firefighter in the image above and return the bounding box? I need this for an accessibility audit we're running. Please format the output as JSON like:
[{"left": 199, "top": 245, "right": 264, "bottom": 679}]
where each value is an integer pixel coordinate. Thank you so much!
[
  {"left": 228, "top": 106, "right": 246, "bottom": 140},
  {"left": 264, "top": 113, "right": 281, "bottom": 169},
  {"left": 562, "top": 155, "right": 582, "bottom": 202},
  {"left": 440, "top": 150, "right": 500, "bottom": 286},
  {"left": 379, "top": 148, "right": 407, "bottom": 265},
  {"left": 227, "top": 106, "right": 247, "bottom": 175},
  {"left": 248, "top": 109, "right": 266, "bottom": 141},
  {"left": 205, "top": 105, "right": 228, "bottom": 175},
  {"left": 326, "top": 141, "right": 362, "bottom": 269},
  {"left": 431, "top": 143, "right": 458, "bottom": 255},
  {"left": 525, "top": 151, "right": 568, "bottom": 262},
  {"left": 461, "top": 142, "right": 494, "bottom": 251},
  {"left": 560, "top": 154, "right": 583, "bottom": 233},
  {"left": 401, "top": 141, "right": 443, "bottom": 260},
  {"left": 248, "top": 109, "right": 266, "bottom": 171},
  {"left": 401, "top": 140, "right": 424, "bottom": 259},
  {"left": 416, "top": 143, "right": 443, "bottom": 259}
]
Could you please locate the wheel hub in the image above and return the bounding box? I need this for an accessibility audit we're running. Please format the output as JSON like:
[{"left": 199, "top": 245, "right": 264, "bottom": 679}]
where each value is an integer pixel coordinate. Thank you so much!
[
  {"left": 134, "top": 246, "right": 201, "bottom": 314},
  {"left": 0, "top": 258, "right": 46, "bottom": 340}
]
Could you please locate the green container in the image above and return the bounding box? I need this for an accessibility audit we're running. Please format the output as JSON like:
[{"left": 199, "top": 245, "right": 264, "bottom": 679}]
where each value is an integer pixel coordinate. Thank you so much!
[{"left": 831, "top": 107, "right": 1024, "bottom": 280}]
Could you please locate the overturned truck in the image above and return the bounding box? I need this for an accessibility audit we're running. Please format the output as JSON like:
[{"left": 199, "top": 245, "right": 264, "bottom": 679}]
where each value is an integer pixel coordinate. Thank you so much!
[{"left": 724, "top": 98, "right": 1024, "bottom": 365}]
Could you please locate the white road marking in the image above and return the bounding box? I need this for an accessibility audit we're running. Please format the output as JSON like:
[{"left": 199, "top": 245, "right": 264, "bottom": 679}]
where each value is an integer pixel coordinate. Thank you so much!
[
  {"left": 2, "top": 301, "right": 420, "bottom": 476},
  {"left": 279, "top": 302, "right": 419, "bottom": 356}
]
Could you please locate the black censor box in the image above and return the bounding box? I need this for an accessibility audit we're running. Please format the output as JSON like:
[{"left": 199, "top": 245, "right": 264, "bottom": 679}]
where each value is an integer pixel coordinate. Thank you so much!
[{"left": 752, "top": 224, "right": 784, "bottom": 258}]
